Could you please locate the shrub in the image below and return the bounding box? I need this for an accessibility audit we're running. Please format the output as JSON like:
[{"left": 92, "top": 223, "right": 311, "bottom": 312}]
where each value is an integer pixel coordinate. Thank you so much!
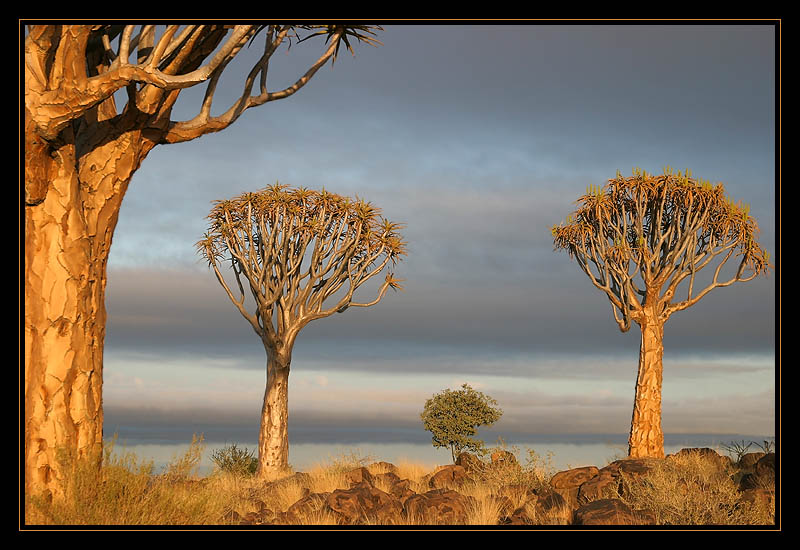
[
  {"left": 210, "top": 443, "right": 258, "bottom": 476},
  {"left": 420, "top": 383, "right": 503, "bottom": 462}
]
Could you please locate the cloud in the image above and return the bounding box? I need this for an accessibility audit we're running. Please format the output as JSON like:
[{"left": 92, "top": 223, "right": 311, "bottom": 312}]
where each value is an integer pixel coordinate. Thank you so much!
[
  {"left": 103, "top": 382, "right": 774, "bottom": 446},
  {"left": 105, "top": 262, "right": 775, "bottom": 381}
]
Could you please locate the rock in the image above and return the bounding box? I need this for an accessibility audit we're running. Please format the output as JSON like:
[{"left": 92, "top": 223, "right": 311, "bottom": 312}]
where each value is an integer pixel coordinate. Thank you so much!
[
  {"left": 738, "top": 452, "right": 766, "bottom": 469},
  {"left": 501, "top": 505, "right": 535, "bottom": 525},
  {"left": 531, "top": 488, "right": 572, "bottom": 525},
  {"left": 343, "top": 466, "right": 374, "bottom": 487},
  {"left": 403, "top": 488, "right": 475, "bottom": 525},
  {"left": 221, "top": 508, "right": 242, "bottom": 524},
  {"left": 387, "top": 478, "right": 416, "bottom": 502},
  {"left": 373, "top": 471, "right": 401, "bottom": 487},
  {"left": 236, "top": 500, "right": 277, "bottom": 525},
  {"left": 738, "top": 473, "right": 760, "bottom": 491},
  {"left": 573, "top": 498, "right": 641, "bottom": 526},
  {"left": 325, "top": 482, "right": 402, "bottom": 525},
  {"left": 668, "top": 447, "right": 731, "bottom": 469},
  {"left": 496, "top": 483, "right": 536, "bottom": 505},
  {"left": 601, "top": 458, "right": 660, "bottom": 479},
  {"left": 369, "top": 461, "right": 399, "bottom": 475},
  {"left": 491, "top": 449, "right": 517, "bottom": 466},
  {"left": 455, "top": 451, "right": 483, "bottom": 473},
  {"left": 739, "top": 453, "right": 776, "bottom": 491},
  {"left": 577, "top": 471, "right": 620, "bottom": 504},
  {"left": 550, "top": 466, "right": 600, "bottom": 507},
  {"left": 429, "top": 464, "right": 468, "bottom": 489},
  {"left": 599, "top": 458, "right": 660, "bottom": 497},
  {"left": 284, "top": 492, "right": 330, "bottom": 524},
  {"left": 755, "top": 453, "right": 775, "bottom": 482}
]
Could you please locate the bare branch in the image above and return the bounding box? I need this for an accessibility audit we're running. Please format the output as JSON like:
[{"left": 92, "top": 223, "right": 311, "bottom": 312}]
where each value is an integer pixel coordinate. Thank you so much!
[{"left": 163, "top": 26, "right": 341, "bottom": 144}]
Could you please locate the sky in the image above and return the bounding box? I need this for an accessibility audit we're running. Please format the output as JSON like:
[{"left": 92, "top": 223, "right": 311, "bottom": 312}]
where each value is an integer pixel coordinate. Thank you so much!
[{"left": 98, "top": 23, "right": 778, "bottom": 468}]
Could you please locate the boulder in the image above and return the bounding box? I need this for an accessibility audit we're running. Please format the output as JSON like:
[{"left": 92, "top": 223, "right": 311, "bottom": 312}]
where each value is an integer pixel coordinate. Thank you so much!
[
  {"left": 325, "top": 482, "right": 402, "bottom": 525},
  {"left": 372, "top": 471, "right": 401, "bottom": 487},
  {"left": 739, "top": 453, "right": 776, "bottom": 491},
  {"left": 738, "top": 473, "right": 761, "bottom": 491},
  {"left": 284, "top": 492, "right": 331, "bottom": 524},
  {"left": 577, "top": 471, "right": 620, "bottom": 504},
  {"left": 550, "top": 466, "right": 600, "bottom": 506},
  {"left": 573, "top": 498, "right": 640, "bottom": 526},
  {"left": 403, "top": 488, "right": 475, "bottom": 525},
  {"left": 738, "top": 452, "right": 766, "bottom": 469},
  {"left": 599, "top": 458, "right": 660, "bottom": 497},
  {"left": 221, "top": 508, "right": 242, "bottom": 524},
  {"left": 755, "top": 453, "right": 775, "bottom": 482},
  {"left": 601, "top": 458, "right": 660, "bottom": 479},
  {"left": 387, "top": 478, "right": 416, "bottom": 502},
  {"left": 496, "top": 483, "right": 536, "bottom": 505},
  {"left": 237, "top": 499, "right": 279, "bottom": 525},
  {"left": 369, "top": 461, "right": 399, "bottom": 475},
  {"left": 668, "top": 447, "right": 731, "bottom": 469},
  {"left": 343, "top": 466, "right": 374, "bottom": 487},
  {"left": 429, "top": 464, "right": 468, "bottom": 489},
  {"left": 491, "top": 449, "right": 517, "bottom": 466},
  {"left": 501, "top": 506, "right": 535, "bottom": 525},
  {"left": 455, "top": 451, "right": 483, "bottom": 474},
  {"left": 531, "top": 488, "right": 572, "bottom": 525}
]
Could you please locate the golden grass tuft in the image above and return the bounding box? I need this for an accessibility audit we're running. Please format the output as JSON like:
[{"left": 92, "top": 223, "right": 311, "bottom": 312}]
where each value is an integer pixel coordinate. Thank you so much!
[{"left": 617, "top": 451, "right": 775, "bottom": 525}]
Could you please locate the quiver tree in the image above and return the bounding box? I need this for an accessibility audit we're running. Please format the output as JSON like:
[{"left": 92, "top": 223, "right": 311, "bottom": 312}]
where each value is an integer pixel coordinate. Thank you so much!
[
  {"left": 552, "top": 168, "right": 772, "bottom": 459},
  {"left": 24, "top": 23, "right": 380, "bottom": 500},
  {"left": 197, "top": 183, "right": 406, "bottom": 477}
]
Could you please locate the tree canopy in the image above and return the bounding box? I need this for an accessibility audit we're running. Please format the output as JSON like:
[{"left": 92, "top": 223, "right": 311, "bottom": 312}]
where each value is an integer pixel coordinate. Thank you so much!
[
  {"left": 421, "top": 383, "right": 503, "bottom": 462},
  {"left": 552, "top": 168, "right": 771, "bottom": 332},
  {"left": 197, "top": 183, "right": 406, "bottom": 350}
]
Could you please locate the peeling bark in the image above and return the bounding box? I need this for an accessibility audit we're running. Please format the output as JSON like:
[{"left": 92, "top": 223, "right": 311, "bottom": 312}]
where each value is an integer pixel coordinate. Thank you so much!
[
  {"left": 628, "top": 314, "right": 665, "bottom": 458},
  {"left": 257, "top": 351, "right": 291, "bottom": 479},
  {"left": 24, "top": 122, "right": 156, "bottom": 500}
]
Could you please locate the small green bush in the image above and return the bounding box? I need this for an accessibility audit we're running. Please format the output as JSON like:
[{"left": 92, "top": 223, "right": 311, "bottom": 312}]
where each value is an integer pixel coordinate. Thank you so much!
[
  {"left": 420, "top": 383, "right": 503, "bottom": 462},
  {"left": 210, "top": 443, "right": 259, "bottom": 476}
]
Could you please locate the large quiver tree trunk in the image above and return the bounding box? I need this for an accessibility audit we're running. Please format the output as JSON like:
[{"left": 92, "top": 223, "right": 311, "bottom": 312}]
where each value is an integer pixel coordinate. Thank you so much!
[
  {"left": 257, "top": 350, "right": 292, "bottom": 479},
  {"left": 627, "top": 313, "right": 666, "bottom": 458},
  {"left": 24, "top": 110, "right": 159, "bottom": 499}
]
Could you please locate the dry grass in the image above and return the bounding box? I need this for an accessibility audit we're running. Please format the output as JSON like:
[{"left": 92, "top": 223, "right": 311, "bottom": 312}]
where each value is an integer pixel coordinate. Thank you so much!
[
  {"left": 25, "top": 441, "right": 775, "bottom": 527},
  {"left": 616, "top": 452, "right": 775, "bottom": 526},
  {"left": 26, "top": 436, "right": 236, "bottom": 525}
]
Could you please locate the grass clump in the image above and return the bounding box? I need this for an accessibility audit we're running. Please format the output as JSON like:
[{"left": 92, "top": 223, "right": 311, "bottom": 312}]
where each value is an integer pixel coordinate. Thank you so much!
[
  {"left": 210, "top": 443, "right": 258, "bottom": 476},
  {"left": 26, "top": 434, "right": 237, "bottom": 525},
  {"left": 617, "top": 451, "right": 775, "bottom": 525}
]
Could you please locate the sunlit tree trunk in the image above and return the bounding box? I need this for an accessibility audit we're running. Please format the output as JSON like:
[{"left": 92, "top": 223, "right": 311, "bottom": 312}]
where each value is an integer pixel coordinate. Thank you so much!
[
  {"left": 257, "top": 350, "right": 292, "bottom": 479},
  {"left": 24, "top": 116, "right": 156, "bottom": 499},
  {"left": 628, "top": 313, "right": 665, "bottom": 458}
]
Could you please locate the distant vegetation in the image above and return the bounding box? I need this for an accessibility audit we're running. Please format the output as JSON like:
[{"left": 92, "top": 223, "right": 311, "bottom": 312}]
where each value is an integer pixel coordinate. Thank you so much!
[{"left": 420, "top": 383, "right": 503, "bottom": 462}]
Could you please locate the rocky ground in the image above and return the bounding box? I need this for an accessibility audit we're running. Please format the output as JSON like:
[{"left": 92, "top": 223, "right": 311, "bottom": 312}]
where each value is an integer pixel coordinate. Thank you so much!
[{"left": 223, "top": 447, "right": 776, "bottom": 526}]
